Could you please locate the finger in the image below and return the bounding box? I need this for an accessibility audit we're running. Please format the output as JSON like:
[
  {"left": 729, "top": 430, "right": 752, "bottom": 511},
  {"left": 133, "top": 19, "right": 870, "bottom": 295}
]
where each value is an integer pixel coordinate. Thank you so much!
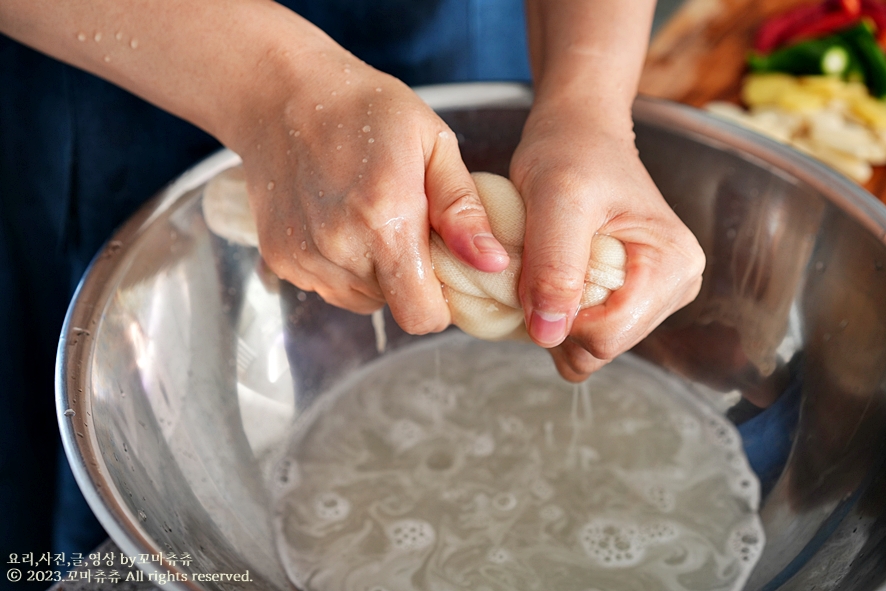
[
  {"left": 374, "top": 205, "right": 452, "bottom": 335},
  {"left": 426, "top": 130, "right": 510, "bottom": 273},
  {"left": 570, "top": 241, "right": 703, "bottom": 360},
  {"left": 270, "top": 246, "right": 386, "bottom": 315},
  {"left": 519, "top": 177, "right": 600, "bottom": 348},
  {"left": 549, "top": 339, "right": 609, "bottom": 382}
]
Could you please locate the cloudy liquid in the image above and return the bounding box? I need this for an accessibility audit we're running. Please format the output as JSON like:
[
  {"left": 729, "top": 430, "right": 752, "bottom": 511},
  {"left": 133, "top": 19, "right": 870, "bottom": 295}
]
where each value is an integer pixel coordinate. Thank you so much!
[{"left": 272, "top": 333, "right": 764, "bottom": 591}]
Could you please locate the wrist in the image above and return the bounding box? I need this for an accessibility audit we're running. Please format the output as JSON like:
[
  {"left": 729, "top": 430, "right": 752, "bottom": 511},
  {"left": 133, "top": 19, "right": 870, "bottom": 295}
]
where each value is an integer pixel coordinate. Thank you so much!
[
  {"left": 526, "top": 88, "right": 636, "bottom": 141},
  {"left": 204, "top": 8, "right": 347, "bottom": 154}
]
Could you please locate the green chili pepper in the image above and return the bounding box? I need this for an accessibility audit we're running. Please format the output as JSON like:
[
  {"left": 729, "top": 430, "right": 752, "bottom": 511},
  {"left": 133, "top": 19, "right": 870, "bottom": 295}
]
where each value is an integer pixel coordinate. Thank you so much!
[
  {"left": 748, "top": 36, "right": 856, "bottom": 77},
  {"left": 839, "top": 20, "right": 886, "bottom": 97}
]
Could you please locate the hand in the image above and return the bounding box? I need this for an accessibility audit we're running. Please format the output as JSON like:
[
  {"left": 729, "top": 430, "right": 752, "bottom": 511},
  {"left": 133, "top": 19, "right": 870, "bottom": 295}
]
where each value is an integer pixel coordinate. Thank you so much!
[
  {"left": 511, "top": 98, "right": 705, "bottom": 381},
  {"left": 234, "top": 44, "right": 509, "bottom": 334}
]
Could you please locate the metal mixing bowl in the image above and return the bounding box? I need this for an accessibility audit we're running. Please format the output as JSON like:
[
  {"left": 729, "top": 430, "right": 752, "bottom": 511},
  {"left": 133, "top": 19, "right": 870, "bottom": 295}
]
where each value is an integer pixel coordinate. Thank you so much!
[{"left": 57, "top": 84, "right": 886, "bottom": 591}]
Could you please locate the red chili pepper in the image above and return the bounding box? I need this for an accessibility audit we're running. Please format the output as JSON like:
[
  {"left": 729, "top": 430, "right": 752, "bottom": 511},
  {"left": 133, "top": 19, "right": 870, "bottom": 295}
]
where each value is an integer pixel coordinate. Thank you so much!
[
  {"left": 782, "top": 10, "right": 860, "bottom": 45},
  {"left": 826, "top": 0, "right": 863, "bottom": 15},
  {"left": 840, "top": 0, "right": 863, "bottom": 16},
  {"left": 755, "top": 4, "right": 832, "bottom": 52}
]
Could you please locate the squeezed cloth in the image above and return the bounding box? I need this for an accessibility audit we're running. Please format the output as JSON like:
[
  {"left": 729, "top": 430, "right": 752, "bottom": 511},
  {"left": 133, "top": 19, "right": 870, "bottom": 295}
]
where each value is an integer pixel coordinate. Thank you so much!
[{"left": 203, "top": 170, "right": 627, "bottom": 340}]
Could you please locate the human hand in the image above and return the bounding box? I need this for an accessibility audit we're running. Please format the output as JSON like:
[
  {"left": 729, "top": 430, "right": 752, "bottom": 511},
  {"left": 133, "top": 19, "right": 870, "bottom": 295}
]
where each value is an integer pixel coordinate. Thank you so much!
[
  {"left": 233, "top": 44, "right": 509, "bottom": 334},
  {"left": 510, "top": 98, "right": 706, "bottom": 381}
]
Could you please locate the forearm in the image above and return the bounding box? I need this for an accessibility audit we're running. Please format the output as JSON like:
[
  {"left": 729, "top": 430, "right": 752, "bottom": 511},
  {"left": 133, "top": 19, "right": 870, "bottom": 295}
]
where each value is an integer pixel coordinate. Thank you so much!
[
  {"left": 0, "top": 0, "right": 339, "bottom": 151},
  {"left": 525, "top": 0, "right": 657, "bottom": 128}
]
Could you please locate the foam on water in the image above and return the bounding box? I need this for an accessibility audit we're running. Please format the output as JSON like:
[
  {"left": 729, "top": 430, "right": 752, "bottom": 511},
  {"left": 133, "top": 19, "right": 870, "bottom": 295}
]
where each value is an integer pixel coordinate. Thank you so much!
[{"left": 272, "top": 333, "right": 764, "bottom": 591}]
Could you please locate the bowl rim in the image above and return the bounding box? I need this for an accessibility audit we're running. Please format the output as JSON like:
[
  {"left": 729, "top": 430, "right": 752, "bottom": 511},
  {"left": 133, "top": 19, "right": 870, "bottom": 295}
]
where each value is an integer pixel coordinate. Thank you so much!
[{"left": 55, "top": 82, "right": 886, "bottom": 590}]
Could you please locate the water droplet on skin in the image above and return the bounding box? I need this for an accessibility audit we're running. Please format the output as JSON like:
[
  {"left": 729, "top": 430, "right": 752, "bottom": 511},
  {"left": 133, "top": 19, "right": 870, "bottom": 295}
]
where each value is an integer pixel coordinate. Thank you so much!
[
  {"left": 331, "top": 90, "right": 337, "bottom": 96},
  {"left": 390, "top": 288, "right": 396, "bottom": 295},
  {"left": 362, "top": 158, "right": 368, "bottom": 163},
  {"left": 344, "top": 67, "right": 351, "bottom": 74},
  {"left": 301, "top": 241, "right": 307, "bottom": 251},
  {"left": 376, "top": 87, "right": 382, "bottom": 92},
  {"left": 358, "top": 174, "right": 363, "bottom": 178},
  {"left": 115, "top": 31, "right": 123, "bottom": 40},
  {"left": 367, "top": 110, "right": 372, "bottom": 115},
  {"left": 368, "top": 138, "right": 375, "bottom": 143},
  {"left": 267, "top": 181, "right": 275, "bottom": 190},
  {"left": 291, "top": 253, "right": 298, "bottom": 260},
  {"left": 94, "top": 32, "right": 102, "bottom": 42},
  {"left": 286, "top": 149, "right": 291, "bottom": 155},
  {"left": 130, "top": 38, "right": 138, "bottom": 49},
  {"left": 315, "top": 104, "right": 323, "bottom": 111},
  {"left": 336, "top": 145, "right": 342, "bottom": 150},
  {"left": 77, "top": 32, "right": 87, "bottom": 41},
  {"left": 286, "top": 227, "right": 293, "bottom": 236},
  {"left": 337, "top": 123, "right": 343, "bottom": 128},
  {"left": 294, "top": 130, "right": 301, "bottom": 137},
  {"left": 320, "top": 222, "right": 326, "bottom": 228},
  {"left": 395, "top": 271, "right": 403, "bottom": 278},
  {"left": 103, "top": 55, "right": 110, "bottom": 62},
  {"left": 362, "top": 125, "right": 371, "bottom": 132},
  {"left": 438, "top": 131, "right": 449, "bottom": 139},
  {"left": 318, "top": 190, "right": 324, "bottom": 197},
  {"left": 364, "top": 251, "right": 371, "bottom": 258}
]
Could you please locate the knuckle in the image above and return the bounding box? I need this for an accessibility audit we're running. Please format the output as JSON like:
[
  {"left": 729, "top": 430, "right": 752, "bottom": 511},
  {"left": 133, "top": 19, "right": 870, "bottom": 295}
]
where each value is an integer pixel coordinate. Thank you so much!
[
  {"left": 312, "top": 225, "right": 361, "bottom": 267},
  {"left": 528, "top": 259, "right": 587, "bottom": 304},
  {"left": 352, "top": 189, "right": 416, "bottom": 234},
  {"left": 395, "top": 307, "right": 449, "bottom": 336},
  {"left": 586, "top": 337, "right": 623, "bottom": 361},
  {"left": 444, "top": 190, "right": 485, "bottom": 221}
]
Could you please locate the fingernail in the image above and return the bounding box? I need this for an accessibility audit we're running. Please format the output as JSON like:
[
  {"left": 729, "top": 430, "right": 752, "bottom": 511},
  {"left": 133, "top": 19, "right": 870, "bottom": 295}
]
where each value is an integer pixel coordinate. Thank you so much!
[
  {"left": 529, "top": 309, "right": 568, "bottom": 347},
  {"left": 472, "top": 233, "right": 507, "bottom": 256}
]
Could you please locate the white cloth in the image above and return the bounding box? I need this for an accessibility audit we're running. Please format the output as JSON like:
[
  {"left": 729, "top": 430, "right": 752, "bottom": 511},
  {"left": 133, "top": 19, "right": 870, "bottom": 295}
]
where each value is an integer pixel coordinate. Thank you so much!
[
  {"left": 201, "top": 169, "right": 627, "bottom": 341},
  {"left": 430, "top": 172, "right": 626, "bottom": 340}
]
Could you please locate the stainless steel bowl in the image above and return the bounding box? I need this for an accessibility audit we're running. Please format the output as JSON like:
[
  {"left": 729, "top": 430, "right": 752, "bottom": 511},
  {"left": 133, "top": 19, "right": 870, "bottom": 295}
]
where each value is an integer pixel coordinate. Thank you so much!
[{"left": 57, "top": 84, "right": 886, "bottom": 591}]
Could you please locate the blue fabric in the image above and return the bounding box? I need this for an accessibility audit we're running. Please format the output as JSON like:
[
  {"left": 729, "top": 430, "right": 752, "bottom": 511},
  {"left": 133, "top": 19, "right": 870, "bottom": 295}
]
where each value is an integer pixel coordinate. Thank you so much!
[
  {"left": 738, "top": 375, "right": 802, "bottom": 497},
  {"left": 0, "top": 1, "right": 528, "bottom": 584}
]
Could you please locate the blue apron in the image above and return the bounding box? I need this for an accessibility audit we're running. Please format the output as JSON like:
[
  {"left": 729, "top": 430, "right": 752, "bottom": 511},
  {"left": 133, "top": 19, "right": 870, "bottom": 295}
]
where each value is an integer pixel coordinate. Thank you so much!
[{"left": 0, "top": 1, "right": 529, "bottom": 584}]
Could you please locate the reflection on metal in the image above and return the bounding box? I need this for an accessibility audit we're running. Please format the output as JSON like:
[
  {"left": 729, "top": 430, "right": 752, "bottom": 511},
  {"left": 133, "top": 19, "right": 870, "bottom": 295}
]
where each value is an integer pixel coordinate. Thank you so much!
[{"left": 57, "top": 85, "right": 886, "bottom": 590}]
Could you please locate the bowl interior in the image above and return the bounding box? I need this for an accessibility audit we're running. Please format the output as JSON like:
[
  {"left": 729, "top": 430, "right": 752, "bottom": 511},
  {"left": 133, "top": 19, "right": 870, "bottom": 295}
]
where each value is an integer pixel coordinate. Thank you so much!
[{"left": 58, "top": 86, "right": 886, "bottom": 591}]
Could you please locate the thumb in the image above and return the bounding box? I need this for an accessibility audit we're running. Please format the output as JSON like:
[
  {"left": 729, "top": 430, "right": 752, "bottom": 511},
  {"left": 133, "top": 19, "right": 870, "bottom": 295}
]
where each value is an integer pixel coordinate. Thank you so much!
[
  {"left": 426, "top": 131, "right": 509, "bottom": 273},
  {"left": 519, "top": 183, "right": 599, "bottom": 348}
]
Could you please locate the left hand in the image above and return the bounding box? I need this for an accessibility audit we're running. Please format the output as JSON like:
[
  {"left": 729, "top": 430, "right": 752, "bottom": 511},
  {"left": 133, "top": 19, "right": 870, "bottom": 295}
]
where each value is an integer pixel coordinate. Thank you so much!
[{"left": 510, "top": 97, "right": 706, "bottom": 381}]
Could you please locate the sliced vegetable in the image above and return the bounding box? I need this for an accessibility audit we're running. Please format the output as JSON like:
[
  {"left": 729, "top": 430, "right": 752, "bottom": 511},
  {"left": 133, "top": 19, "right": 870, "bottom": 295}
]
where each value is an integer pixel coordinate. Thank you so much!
[
  {"left": 848, "top": 91, "right": 886, "bottom": 126},
  {"left": 741, "top": 73, "right": 801, "bottom": 106},
  {"left": 748, "top": 36, "right": 855, "bottom": 77}
]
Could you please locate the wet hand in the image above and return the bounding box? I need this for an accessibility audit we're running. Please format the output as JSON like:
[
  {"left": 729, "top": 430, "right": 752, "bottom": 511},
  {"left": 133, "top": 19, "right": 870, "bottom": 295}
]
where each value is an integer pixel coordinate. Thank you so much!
[
  {"left": 234, "top": 46, "right": 509, "bottom": 334},
  {"left": 510, "top": 99, "right": 705, "bottom": 381}
]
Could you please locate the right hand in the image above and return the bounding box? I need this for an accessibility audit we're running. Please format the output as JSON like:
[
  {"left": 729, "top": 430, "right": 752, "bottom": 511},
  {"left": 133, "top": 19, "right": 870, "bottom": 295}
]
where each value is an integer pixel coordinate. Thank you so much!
[{"left": 233, "top": 43, "right": 510, "bottom": 334}]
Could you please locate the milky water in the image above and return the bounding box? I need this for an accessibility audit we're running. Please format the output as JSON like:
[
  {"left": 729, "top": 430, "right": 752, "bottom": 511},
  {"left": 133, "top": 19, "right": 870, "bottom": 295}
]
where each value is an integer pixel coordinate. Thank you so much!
[{"left": 271, "top": 332, "right": 764, "bottom": 591}]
